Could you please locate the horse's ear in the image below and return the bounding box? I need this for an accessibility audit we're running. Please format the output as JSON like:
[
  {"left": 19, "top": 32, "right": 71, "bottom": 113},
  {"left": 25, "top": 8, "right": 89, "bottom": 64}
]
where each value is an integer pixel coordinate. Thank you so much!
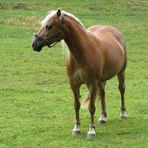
[{"left": 57, "top": 8, "right": 61, "bottom": 18}]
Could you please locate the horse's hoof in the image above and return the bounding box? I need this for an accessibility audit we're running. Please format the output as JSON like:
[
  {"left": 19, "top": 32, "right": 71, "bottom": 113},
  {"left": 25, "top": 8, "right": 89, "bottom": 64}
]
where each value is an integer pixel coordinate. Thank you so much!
[
  {"left": 99, "top": 120, "right": 106, "bottom": 124},
  {"left": 72, "top": 130, "right": 81, "bottom": 136},
  {"left": 87, "top": 127, "right": 96, "bottom": 138},
  {"left": 87, "top": 132, "right": 96, "bottom": 138},
  {"left": 120, "top": 114, "right": 128, "bottom": 120},
  {"left": 72, "top": 124, "right": 81, "bottom": 136},
  {"left": 98, "top": 115, "right": 106, "bottom": 124}
]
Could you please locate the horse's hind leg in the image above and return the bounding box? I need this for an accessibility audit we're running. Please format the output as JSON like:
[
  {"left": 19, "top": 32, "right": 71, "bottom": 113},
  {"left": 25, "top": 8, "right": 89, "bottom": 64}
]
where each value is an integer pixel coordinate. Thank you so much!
[
  {"left": 70, "top": 81, "right": 81, "bottom": 135},
  {"left": 117, "top": 71, "right": 128, "bottom": 120},
  {"left": 98, "top": 81, "right": 107, "bottom": 124}
]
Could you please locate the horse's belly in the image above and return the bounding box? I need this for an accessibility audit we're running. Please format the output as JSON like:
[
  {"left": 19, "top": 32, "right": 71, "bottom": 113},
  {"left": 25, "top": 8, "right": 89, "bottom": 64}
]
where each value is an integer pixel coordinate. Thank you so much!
[
  {"left": 102, "top": 58, "right": 125, "bottom": 80},
  {"left": 101, "top": 42, "right": 125, "bottom": 80}
]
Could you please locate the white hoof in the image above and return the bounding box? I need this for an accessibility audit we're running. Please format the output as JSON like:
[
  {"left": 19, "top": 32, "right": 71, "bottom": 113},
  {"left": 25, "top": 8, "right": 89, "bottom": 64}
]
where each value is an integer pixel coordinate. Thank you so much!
[
  {"left": 72, "top": 124, "right": 81, "bottom": 136},
  {"left": 87, "top": 127, "right": 96, "bottom": 138},
  {"left": 98, "top": 114, "right": 106, "bottom": 124},
  {"left": 120, "top": 113, "right": 128, "bottom": 120}
]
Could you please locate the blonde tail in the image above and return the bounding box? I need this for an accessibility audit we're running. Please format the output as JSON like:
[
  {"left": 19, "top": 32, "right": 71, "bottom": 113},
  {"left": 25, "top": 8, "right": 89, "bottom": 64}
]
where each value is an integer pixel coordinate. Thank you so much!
[
  {"left": 81, "top": 94, "right": 90, "bottom": 109},
  {"left": 81, "top": 92, "right": 100, "bottom": 109}
]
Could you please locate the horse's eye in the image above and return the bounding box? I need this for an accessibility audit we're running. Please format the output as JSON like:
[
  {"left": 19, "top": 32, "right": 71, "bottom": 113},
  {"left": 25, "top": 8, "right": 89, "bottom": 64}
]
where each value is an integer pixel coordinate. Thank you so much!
[{"left": 46, "top": 25, "right": 53, "bottom": 30}]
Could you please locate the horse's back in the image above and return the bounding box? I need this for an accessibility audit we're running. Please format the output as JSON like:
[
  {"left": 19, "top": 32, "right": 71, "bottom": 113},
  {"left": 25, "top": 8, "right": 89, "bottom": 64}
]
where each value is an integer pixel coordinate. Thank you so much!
[{"left": 88, "top": 25, "right": 126, "bottom": 50}]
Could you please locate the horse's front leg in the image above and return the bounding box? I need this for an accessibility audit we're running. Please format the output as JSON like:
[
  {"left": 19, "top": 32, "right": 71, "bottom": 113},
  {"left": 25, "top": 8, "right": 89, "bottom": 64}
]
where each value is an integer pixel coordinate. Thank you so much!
[
  {"left": 70, "top": 80, "right": 81, "bottom": 136},
  {"left": 87, "top": 83, "right": 97, "bottom": 138}
]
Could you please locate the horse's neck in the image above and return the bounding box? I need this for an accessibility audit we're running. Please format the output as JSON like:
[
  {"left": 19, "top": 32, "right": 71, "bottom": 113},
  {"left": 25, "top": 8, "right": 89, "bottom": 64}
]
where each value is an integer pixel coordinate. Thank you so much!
[{"left": 63, "top": 16, "right": 88, "bottom": 61}]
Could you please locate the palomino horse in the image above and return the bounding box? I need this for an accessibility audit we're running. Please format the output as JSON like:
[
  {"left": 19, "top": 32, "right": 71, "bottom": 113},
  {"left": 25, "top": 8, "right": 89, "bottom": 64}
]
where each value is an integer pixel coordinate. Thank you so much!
[{"left": 32, "top": 9, "right": 128, "bottom": 137}]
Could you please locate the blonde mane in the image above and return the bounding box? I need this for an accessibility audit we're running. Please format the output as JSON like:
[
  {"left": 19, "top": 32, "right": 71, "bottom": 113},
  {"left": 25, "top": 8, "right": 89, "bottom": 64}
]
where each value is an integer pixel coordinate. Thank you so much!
[{"left": 41, "top": 10, "right": 85, "bottom": 28}]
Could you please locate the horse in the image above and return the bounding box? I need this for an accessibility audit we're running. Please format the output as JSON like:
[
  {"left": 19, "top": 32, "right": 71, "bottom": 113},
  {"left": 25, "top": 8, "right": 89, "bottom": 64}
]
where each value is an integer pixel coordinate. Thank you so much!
[{"left": 32, "top": 9, "right": 128, "bottom": 138}]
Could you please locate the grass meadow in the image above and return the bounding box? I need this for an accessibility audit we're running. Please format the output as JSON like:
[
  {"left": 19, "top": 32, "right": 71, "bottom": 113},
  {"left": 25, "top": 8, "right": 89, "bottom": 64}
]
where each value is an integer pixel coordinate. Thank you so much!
[{"left": 0, "top": 0, "right": 148, "bottom": 147}]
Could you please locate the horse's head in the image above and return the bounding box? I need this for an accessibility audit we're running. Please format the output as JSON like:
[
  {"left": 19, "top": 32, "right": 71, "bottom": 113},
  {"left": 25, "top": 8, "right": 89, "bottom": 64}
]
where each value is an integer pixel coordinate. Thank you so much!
[{"left": 32, "top": 9, "right": 64, "bottom": 52}]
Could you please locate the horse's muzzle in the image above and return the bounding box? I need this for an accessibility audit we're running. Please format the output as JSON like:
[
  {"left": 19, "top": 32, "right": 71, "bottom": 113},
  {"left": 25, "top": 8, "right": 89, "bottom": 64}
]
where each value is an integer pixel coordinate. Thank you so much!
[
  {"left": 32, "top": 42, "right": 42, "bottom": 52},
  {"left": 32, "top": 35, "right": 44, "bottom": 52}
]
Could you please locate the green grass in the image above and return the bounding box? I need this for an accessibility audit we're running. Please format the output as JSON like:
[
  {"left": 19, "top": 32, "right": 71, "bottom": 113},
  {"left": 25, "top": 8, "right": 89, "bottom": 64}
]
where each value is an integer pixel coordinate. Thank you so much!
[{"left": 0, "top": 0, "right": 148, "bottom": 147}]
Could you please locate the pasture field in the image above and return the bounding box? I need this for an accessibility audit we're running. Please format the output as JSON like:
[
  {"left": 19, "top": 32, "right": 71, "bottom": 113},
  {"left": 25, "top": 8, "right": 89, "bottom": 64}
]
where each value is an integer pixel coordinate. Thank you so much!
[{"left": 0, "top": 0, "right": 148, "bottom": 147}]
